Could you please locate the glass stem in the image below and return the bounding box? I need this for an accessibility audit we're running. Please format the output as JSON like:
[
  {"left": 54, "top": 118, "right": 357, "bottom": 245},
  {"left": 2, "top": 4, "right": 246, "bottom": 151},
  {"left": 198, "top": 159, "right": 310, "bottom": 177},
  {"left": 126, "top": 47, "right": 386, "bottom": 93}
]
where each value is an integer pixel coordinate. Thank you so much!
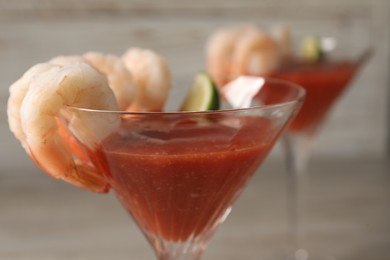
[
  {"left": 152, "top": 239, "right": 207, "bottom": 260},
  {"left": 157, "top": 251, "right": 203, "bottom": 260},
  {"left": 283, "top": 133, "right": 313, "bottom": 252}
]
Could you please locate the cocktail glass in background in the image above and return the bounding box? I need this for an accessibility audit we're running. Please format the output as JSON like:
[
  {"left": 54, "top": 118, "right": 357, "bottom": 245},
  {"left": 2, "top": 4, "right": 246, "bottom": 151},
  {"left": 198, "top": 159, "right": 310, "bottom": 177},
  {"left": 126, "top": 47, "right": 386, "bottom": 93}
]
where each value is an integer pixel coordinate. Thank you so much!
[
  {"left": 272, "top": 37, "right": 371, "bottom": 260},
  {"left": 60, "top": 77, "right": 304, "bottom": 260},
  {"left": 206, "top": 23, "right": 372, "bottom": 259}
]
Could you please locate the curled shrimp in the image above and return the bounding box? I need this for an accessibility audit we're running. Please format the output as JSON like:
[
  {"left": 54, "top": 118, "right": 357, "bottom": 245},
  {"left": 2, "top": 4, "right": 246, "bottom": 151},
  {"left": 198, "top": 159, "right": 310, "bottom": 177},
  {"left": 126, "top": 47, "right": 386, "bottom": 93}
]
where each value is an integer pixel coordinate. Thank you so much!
[
  {"left": 9, "top": 62, "right": 119, "bottom": 192},
  {"left": 84, "top": 51, "right": 137, "bottom": 111},
  {"left": 8, "top": 63, "right": 58, "bottom": 153},
  {"left": 231, "top": 30, "right": 281, "bottom": 78},
  {"left": 206, "top": 25, "right": 257, "bottom": 86},
  {"left": 122, "top": 48, "right": 171, "bottom": 112}
]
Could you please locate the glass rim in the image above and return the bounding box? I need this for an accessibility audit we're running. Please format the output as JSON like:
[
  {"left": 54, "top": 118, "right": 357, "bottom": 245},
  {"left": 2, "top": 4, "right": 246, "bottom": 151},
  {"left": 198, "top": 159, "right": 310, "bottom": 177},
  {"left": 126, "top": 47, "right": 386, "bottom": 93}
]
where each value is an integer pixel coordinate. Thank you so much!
[{"left": 66, "top": 76, "right": 306, "bottom": 116}]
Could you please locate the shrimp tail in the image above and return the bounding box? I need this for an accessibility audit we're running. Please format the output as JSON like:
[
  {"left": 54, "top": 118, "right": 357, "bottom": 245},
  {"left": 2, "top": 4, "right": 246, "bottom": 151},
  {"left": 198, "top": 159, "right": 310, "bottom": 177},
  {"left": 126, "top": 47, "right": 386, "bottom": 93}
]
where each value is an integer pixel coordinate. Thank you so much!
[
  {"left": 69, "top": 164, "right": 110, "bottom": 193},
  {"left": 26, "top": 127, "right": 109, "bottom": 193},
  {"left": 57, "top": 119, "right": 110, "bottom": 193}
]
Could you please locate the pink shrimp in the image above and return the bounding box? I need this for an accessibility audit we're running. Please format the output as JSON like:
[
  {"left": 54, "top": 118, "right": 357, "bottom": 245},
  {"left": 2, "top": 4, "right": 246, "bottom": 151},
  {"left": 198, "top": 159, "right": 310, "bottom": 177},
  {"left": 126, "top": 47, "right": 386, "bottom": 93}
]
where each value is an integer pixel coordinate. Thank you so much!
[
  {"left": 84, "top": 51, "right": 137, "bottom": 110},
  {"left": 8, "top": 62, "right": 119, "bottom": 192},
  {"left": 122, "top": 48, "right": 172, "bottom": 112},
  {"left": 205, "top": 24, "right": 258, "bottom": 86},
  {"left": 231, "top": 30, "right": 281, "bottom": 79}
]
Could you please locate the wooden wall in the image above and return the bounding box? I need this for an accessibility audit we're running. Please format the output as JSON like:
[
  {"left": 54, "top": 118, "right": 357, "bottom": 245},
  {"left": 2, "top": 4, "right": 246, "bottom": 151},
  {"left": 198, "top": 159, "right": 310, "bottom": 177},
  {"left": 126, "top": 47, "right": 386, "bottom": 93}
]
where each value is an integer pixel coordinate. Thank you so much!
[{"left": 0, "top": 0, "right": 388, "bottom": 173}]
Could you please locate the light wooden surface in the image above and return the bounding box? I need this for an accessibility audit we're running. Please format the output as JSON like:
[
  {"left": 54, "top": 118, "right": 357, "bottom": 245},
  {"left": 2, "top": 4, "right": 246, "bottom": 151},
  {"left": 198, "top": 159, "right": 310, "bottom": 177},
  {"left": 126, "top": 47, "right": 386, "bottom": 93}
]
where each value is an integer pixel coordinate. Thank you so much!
[
  {"left": 0, "top": 0, "right": 389, "bottom": 171},
  {"left": 0, "top": 159, "right": 389, "bottom": 259}
]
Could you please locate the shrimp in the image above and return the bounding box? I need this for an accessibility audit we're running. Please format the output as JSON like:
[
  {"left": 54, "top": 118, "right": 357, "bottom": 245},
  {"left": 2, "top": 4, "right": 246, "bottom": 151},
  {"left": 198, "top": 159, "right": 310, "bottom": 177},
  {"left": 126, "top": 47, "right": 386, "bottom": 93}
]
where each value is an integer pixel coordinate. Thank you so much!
[
  {"left": 122, "top": 48, "right": 171, "bottom": 112},
  {"left": 84, "top": 52, "right": 137, "bottom": 110},
  {"left": 7, "top": 63, "right": 59, "bottom": 153},
  {"left": 50, "top": 55, "right": 106, "bottom": 161},
  {"left": 231, "top": 30, "right": 281, "bottom": 78},
  {"left": 10, "top": 62, "right": 119, "bottom": 192},
  {"left": 49, "top": 55, "right": 90, "bottom": 66},
  {"left": 206, "top": 24, "right": 257, "bottom": 86},
  {"left": 50, "top": 54, "right": 136, "bottom": 111}
]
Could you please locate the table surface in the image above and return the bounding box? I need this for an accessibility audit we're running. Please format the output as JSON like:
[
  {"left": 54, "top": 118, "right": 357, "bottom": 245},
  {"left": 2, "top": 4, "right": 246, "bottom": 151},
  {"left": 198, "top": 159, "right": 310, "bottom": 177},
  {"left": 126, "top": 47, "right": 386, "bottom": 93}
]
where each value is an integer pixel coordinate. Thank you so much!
[{"left": 0, "top": 158, "right": 389, "bottom": 260}]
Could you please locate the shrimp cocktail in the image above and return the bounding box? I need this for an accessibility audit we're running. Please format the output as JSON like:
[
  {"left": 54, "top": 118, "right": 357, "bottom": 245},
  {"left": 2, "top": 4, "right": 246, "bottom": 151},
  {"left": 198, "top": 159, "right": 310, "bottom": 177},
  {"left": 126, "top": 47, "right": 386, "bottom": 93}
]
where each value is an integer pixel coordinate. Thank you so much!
[
  {"left": 7, "top": 46, "right": 305, "bottom": 259},
  {"left": 206, "top": 24, "right": 371, "bottom": 259}
]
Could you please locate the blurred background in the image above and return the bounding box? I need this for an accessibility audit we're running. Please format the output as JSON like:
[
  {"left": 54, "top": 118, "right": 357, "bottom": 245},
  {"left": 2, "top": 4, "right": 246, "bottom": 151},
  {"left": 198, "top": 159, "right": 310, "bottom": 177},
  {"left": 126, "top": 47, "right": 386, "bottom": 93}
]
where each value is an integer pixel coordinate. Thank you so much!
[{"left": 0, "top": 0, "right": 389, "bottom": 259}]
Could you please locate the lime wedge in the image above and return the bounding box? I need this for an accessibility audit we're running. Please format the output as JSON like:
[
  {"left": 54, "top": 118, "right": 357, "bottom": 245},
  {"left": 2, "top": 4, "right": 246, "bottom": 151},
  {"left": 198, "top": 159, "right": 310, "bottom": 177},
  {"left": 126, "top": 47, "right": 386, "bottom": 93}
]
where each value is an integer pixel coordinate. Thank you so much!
[
  {"left": 180, "top": 73, "right": 220, "bottom": 111},
  {"left": 301, "top": 35, "right": 323, "bottom": 62}
]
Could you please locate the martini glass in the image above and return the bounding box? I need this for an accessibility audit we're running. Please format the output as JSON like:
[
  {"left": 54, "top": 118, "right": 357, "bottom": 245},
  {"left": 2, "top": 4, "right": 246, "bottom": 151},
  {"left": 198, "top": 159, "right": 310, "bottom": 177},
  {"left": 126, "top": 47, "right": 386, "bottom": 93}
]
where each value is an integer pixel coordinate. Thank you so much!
[
  {"left": 269, "top": 38, "right": 372, "bottom": 260},
  {"left": 60, "top": 77, "right": 304, "bottom": 260}
]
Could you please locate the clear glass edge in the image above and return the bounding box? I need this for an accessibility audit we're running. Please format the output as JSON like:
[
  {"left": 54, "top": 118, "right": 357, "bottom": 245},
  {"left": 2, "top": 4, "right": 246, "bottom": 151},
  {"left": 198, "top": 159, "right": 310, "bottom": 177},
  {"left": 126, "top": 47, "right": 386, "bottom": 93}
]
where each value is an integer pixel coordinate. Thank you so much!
[{"left": 66, "top": 77, "right": 306, "bottom": 116}]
